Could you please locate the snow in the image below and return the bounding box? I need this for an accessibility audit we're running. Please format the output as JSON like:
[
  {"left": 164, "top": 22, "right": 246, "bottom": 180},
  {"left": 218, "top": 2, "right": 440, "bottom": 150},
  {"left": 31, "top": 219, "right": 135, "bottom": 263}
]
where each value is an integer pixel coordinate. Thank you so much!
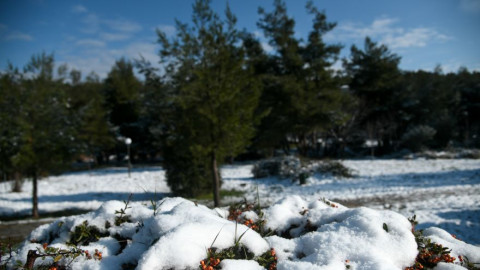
[
  {"left": 1, "top": 158, "right": 480, "bottom": 269},
  {"left": 8, "top": 196, "right": 480, "bottom": 269},
  {"left": 220, "top": 260, "right": 264, "bottom": 270},
  {"left": 423, "top": 227, "right": 480, "bottom": 262},
  {"left": 221, "top": 159, "right": 480, "bottom": 245},
  {"left": 0, "top": 167, "right": 169, "bottom": 216},
  {"left": 263, "top": 196, "right": 417, "bottom": 269}
]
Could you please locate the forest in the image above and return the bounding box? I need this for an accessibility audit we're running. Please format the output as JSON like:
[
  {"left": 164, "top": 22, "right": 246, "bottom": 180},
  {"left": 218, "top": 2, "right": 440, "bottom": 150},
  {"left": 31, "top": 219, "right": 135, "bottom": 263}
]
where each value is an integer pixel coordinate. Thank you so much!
[{"left": 1, "top": 0, "right": 479, "bottom": 206}]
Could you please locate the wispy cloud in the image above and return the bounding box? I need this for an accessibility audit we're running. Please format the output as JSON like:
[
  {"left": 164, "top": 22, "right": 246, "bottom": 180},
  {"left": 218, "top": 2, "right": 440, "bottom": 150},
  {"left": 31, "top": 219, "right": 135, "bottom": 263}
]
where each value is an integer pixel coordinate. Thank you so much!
[
  {"left": 383, "top": 28, "right": 450, "bottom": 49},
  {"left": 80, "top": 13, "right": 101, "bottom": 34},
  {"left": 326, "top": 17, "right": 451, "bottom": 49},
  {"left": 105, "top": 19, "right": 142, "bottom": 33},
  {"left": 76, "top": 39, "right": 105, "bottom": 47},
  {"left": 156, "top": 24, "right": 176, "bottom": 36},
  {"left": 61, "top": 41, "right": 158, "bottom": 79},
  {"left": 0, "top": 24, "right": 7, "bottom": 32},
  {"left": 72, "top": 5, "right": 88, "bottom": 14},
  {"left": 252, "top": 30, "right": 274, "bottom": 53},
  {"left": 5, "top": 31, "right": 33, "bottom": 41},
  {"left": 100, "top": 32, "right": 130, "bottom": 41},
  {"left": 460, "top": 0, "right": 480, "bottom": 13}
]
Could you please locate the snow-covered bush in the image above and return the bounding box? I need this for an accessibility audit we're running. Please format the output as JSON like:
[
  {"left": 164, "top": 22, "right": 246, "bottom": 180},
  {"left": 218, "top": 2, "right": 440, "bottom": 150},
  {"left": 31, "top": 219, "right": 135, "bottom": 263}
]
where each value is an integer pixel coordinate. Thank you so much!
[
  {"left": 315, "top": 160, "right": 354, "bottom": 178},
  {"left": 253, "top": 157, "right": 353, "bottom": 184},
  {"left": 252, "top": 156, "right": 301, "bottom": 179},
  {"left": 8, "top": 196, "right": 479, "bottom": 269}
]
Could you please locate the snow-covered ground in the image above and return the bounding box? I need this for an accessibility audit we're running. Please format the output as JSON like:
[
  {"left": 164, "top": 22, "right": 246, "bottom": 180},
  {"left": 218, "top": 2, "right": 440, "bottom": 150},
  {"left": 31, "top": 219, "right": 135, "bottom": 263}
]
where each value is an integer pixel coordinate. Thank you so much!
[
  {"left": 222, "top": 159, "right": 480, "bottom": 246},
  {"left": 0, "top": 167, "right": 170, "bottom": 217},
  {"left": 1, "top": 158, "right": 479, "bottom": 269}
]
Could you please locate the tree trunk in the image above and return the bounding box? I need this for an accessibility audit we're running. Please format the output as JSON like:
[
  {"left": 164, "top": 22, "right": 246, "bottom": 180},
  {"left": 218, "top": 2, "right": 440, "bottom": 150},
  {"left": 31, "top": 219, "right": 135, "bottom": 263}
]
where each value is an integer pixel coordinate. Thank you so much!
[
  {"left": 12, "top": 172, "right": 23, "bottom": 192},
  {"left": 211, "top": 151, "right": 220, "bottom": 207},
  {"left": 32, "top": 171, "right": 39, "bottom": 218}
]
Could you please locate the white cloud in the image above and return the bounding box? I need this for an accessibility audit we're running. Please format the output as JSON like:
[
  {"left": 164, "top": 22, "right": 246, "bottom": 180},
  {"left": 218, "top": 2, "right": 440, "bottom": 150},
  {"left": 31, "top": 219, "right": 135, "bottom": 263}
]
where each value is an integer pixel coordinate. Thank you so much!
[
  {"left": 61, "top": 41, "right": 159, "bottom": 79},
  {"left": 327, "top": 17, "right": 451, "bottom": 49},
  {"left": 261, "top": 42, "right": 274, "bottom": 53},
  {"left": 81, "top": 13, "right": 101, "bottom": 34},
  {"left": 100, "top": 32, "right": 130, "bottom": 41},
  {"left": 123, "top": 42, "right": 158, "bottom": 62},
  {"left": 5, "top": 32, "right": 33, "bottom": 41},
  {"left": 105, "top": 19, "right": 142, "bottom": 33},
  {"left": 383, "top": 28, "right": 451, "bottom": 49},
  {"left": 76, "top": 39, "right": 106, "bottom": 47},
  {"left": 157, "top": 25, "right": 176, "bottom": 36},
  {"left": 460, "top": 0, "right": 480, "bottom": 13},
  {"left": 72, "top": 5, "right": 88, "bottom": 14}
]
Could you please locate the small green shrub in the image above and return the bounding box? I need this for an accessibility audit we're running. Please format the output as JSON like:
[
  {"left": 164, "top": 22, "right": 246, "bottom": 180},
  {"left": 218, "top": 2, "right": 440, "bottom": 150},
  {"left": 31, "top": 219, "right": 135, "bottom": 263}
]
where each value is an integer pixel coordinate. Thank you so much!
[
  {"left": 252, "top": 156, "right": 301, "bottom": 179},
  {"left": 316, "top": 160, "right": 354, "bottom": 178},
  {"left": 68, "top": 221, "right": 107, "bottom": 246},
  {"left": 406, "top": 216, "right": 459, "bottom": 270}
]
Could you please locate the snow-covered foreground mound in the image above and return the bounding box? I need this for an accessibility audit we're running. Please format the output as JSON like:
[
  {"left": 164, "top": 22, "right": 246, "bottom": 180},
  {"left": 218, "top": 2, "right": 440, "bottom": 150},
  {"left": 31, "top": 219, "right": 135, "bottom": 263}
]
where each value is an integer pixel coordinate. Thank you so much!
[{"left": 8, "top": 196, "right": 480, "bottom": 270}]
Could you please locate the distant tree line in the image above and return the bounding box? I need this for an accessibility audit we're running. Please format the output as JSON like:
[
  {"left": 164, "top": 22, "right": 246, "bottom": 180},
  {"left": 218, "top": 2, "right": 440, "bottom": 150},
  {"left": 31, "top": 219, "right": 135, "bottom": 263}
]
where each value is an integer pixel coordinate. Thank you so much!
[{"left": 1, "top": 0, "right": 479, "bottom": 211}]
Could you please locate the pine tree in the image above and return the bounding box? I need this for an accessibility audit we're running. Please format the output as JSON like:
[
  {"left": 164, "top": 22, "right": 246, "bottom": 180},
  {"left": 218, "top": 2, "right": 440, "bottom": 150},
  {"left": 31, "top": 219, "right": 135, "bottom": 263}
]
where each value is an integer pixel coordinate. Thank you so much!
[
  {"left": 9, "top": 53, "right": 78, "bottom": 217},
  {"left": 66, "top": 70, "right": 114, "bottom": 165},
  {"left": 156, "top": 0, "right": 261, "bottom": 206},
  {"left": 0, "top": 64, "right": 23, "bottom": 190},
  {"left": 343, "top": 37, "right": 402, "bottom": 154},
  {"left": 103, "top": 59, "right": 142, "bottom": 163},
  {"left": 255, "top": 0, "right": 346, "bottom": 156}
]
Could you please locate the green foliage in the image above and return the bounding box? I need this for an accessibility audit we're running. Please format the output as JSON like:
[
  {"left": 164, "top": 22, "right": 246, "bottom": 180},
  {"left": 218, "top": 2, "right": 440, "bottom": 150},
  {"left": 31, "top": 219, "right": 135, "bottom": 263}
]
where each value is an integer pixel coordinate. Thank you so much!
[
  {"left": 10, "top": 53, "right": 78, "bottom": 176},
  {"left": 401, "top": 125, "right": 436, "bottom": 152},
  {"left": 316, "top": 160, "right": 354, "bottom": 178},
  {"left": 406, "top": 215, "right": 460, "bottom": 270},
  {"left": 343, "top": 37, "right": 402, "bottom": 154},
  {"left": 103, "top": 58, "right": 143, "bottom": 162},
  {"left": 200, "top": 222, "right": 277, "bottom": 270},
  {"left": 254, "top": 0, "right": 347, "bottom": 156},
  {"left": 155, "top": 0, "right": 262, "bottom": 204},
  {"left": 68, "top": 221, "right": 107, "bottom": 246},
  {"left": 114, "top": 194, "right": 132, "bottom": 226},
  {"left": 67, "top": 72, "right": 114, "bottom": 162}
]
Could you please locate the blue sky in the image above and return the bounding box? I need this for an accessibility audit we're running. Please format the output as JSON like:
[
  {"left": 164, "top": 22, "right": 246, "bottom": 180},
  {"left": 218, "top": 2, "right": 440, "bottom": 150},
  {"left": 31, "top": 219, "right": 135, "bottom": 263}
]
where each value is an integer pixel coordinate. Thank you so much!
[{"left": 1, "top": 0, "right": 479, "bottom": 79}]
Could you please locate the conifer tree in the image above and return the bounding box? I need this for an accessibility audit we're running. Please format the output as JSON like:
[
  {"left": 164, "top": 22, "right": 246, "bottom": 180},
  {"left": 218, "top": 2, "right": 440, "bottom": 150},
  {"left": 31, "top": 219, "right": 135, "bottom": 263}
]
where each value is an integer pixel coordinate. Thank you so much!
[
  {"left": 156, "top": 0, "right": 261, "bottom": 206},
  {"left": 103, "top": 59, "right": 142, "bottom": 162},
  {"left": 343, "top": 37, "right": 402, "bottom": 154},
  {"left": 9, "top": 53, "right": 78, "bottom": 217},
  {"left": 256, "top": 0, "right": 346, "bottom": 156},
  {"left": 66, "top": 71, "right": 114, "bottom": 165}
]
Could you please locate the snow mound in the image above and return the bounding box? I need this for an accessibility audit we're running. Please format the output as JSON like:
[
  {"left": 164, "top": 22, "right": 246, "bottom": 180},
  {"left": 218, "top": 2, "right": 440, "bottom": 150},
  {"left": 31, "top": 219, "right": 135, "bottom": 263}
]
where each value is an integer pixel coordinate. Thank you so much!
[
  {"left": 264, "top": 196, "right": 417, "bottom": 269},
  {"left": 423, "top": 227, "right": 480, "bottom": 263},
  {"left": 10, "top": 196, "right": 480, "bottom": 269}
]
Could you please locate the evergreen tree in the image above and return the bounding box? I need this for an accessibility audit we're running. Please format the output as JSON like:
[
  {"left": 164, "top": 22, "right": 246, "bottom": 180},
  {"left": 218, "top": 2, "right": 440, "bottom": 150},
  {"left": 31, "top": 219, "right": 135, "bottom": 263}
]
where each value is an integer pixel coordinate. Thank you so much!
[
  {"left": 0, "top": 64, "right": 23, "bottom": 190},
  {"left": 8, "top": 53, "right": 78, "bottom": 217},
  {"left": 66, "top": 70, "right": 114, "bottom": 165},
  {"left": 156, "top": 0, "right": 261, "bottom": 206},
  {"left": 103, "top": 59, "right": 142, "bottom": 162},
  {"left": 343, "top": 37, "right": 402, "bottom": 154},
  {"left": 256, "top": 0, "right": 346, "bottom": 156}
]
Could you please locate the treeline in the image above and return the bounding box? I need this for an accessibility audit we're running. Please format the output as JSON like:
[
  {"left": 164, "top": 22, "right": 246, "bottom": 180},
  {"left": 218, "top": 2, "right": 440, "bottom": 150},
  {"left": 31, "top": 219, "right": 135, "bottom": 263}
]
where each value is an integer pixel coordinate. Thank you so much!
[{"left": 1, "top": 0, "right": 479, "bottom": 208}]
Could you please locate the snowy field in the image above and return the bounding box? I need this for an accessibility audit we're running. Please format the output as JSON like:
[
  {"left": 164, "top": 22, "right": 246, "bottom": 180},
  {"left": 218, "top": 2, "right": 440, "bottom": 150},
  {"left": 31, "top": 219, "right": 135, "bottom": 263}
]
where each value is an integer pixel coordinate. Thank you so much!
[
  {"left": 1, "top": 159, "right": 480, "bottom": 269},
  {"left": 222, "top": 159, "right": 480, "bottom": 245}
]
